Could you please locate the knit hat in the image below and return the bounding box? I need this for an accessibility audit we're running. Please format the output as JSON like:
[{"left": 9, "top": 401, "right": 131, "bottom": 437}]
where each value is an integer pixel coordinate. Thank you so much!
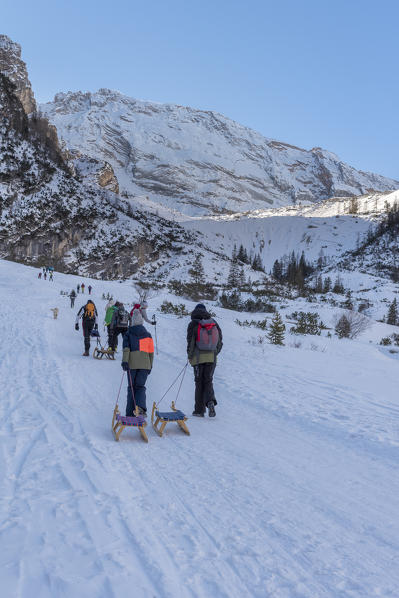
[
  {"left": 195, "top": 303, "right": 206, "bottom": 311},
  {"left": 131, "top": 309, "right": 143, "bottom": 326}
]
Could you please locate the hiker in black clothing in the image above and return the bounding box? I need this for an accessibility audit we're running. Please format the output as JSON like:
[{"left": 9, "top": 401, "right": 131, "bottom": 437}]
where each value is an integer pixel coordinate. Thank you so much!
[
  {"left": 186, "top": 303, "right": 223, "bottom": 417},
  {"left": 75, "top": 300, "right": 98, "bottom": 356},
  {"left": 69, "top": 289, "right": 76, "bottom": 308},
  {"left": 88, "top": 285, "right": 92, "bottom": 295},
  {"left": 109, "top": 302, "right": 131, "bottom": 352},
  {"left": 77, "top": 284, "right": 80, "bottom": 294}
]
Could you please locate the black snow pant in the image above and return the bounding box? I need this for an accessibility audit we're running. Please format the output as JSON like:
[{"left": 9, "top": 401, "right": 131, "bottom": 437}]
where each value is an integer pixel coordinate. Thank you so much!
[
  {"left": 70, "top": 298, "right": 75, "bottom": 308},
  {"left": 109, "top": 326, "right": 127, "bottom": 351},
  {"left": 193, "top": 363, "right": 217, "bottom": 414},
  {"left": 82, "top": 318, "right": 95, "bottom": 352}
]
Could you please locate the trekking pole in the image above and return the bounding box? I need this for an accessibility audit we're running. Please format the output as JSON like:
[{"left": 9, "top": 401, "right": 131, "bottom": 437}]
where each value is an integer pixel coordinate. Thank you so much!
[{"left": 153, "top": 315, "right": 159, "bottom": 355}]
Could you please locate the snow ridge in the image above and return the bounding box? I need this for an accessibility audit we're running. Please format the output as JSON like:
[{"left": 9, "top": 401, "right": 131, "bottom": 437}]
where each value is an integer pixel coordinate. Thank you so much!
[{"left": 40, "top": 89, "right": 399, "bottom": 216}]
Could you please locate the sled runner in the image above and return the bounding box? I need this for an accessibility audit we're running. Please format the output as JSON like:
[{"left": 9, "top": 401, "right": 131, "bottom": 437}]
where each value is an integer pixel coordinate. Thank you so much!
[
  {"left": 151, "top": 362, "right": 190, "bottom": 437},
  {"left": 92, "top": 336, "right": 115, "bottom": 360},
  {"left": 111, "top": 371, "right": 148, "bottom": 442}
]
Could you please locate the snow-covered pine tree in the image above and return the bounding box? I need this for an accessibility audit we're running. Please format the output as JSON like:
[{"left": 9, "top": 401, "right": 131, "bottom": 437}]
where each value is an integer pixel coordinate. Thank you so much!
[
  {"left": 387, "top": 298, "right": 398, "bottom": 326},
  {"left": 267, "top": 312, "right": 285, "bottom": 345}
]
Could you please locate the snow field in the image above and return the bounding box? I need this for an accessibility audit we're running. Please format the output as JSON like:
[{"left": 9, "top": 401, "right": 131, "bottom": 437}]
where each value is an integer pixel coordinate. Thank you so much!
[{"left": 1, "top": 260, "right": 399, "bottom": 597}]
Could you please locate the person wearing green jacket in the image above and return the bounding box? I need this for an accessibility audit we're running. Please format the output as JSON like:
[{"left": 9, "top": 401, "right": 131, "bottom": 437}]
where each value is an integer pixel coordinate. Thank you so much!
[{"left": 104, "top": 300, "right": 117, "bottom": 350}]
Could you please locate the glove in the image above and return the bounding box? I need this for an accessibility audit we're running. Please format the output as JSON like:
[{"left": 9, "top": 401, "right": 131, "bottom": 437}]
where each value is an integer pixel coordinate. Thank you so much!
[
  {"left": 75, "top": 323, "right": 79, "bottom": 331},
  {"left": 121, "top": 362, "right": 129, "bottom": 371},
  {"left": 151, "top": 320, "right": 156, "bottom": 326}
]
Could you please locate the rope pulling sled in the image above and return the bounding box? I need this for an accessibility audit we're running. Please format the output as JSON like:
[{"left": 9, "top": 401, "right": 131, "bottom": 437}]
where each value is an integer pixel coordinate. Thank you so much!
[
  {"left": 151, "top": 362, "right": 190, "bottom": 437},
  {"left": 111, "top": 370, "right": 148, "bottom": 442}
]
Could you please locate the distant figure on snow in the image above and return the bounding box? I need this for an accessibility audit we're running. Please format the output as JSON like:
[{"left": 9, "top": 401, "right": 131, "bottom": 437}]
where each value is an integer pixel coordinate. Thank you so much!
[
  {"left": 88, "top": 285, "right": 92, "bottom": 295},
  {"left": 81, "top": 283, "right": 85, "bottom": 294},
  {"left": 44, "top": 272, "right": 47, "bottom": 280},
  {"left": 69, "top": 289, "right": 76, "bottom": 308},
  {"left": 38, "top": 272, "right": 42, "bottom": 279},
  {"left": 51, "top": 308, "right": 59, "bottom": 320},
  {"left": 186, "top": 303, "right": 222, "bottom": 418},
  {"left": 49, "top": 272, "right": 53, "bottom": 281},
  {"left": 77, "top": 284, "right": 80, "bottom": 294},
  {"left": 121, "top": 310, "right": 154, "bottom": 416},
  {"left": 75, "top": 300, "right": 98, "bottom": 356}
]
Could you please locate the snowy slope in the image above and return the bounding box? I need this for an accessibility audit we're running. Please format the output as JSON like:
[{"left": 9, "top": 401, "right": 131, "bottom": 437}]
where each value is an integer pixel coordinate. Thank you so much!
[
  {"left": 182, "top": 189, "right": 399, "bottom": 271},
  {"left": 1, "top": 259, "right": 399, "bottom": 597},
  {"left": 40, "top": 90, "right": 398, "bottom": 216}
]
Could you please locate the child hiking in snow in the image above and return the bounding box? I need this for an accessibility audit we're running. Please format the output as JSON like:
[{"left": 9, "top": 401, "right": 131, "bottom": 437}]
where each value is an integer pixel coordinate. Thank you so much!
[
  {"left": 186, "top": 303, "right": 223, "bottom": 417},
  {"left": 75, "top": 300, "right": 98, "bottom": 356},
  {"left": 130, "top": 300, "right": 155, "bottom": 326},
  {"left": 121, "top": 310, "right": 154, "bottom": 416}
]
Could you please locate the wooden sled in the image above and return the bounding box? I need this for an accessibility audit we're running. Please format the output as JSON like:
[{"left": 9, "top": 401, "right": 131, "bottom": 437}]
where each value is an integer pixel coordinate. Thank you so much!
[
  {"left": 93, "top": 341, "right": 115, "bottom": 360},
  {"left": 151, "top": 401, "right": 190, "bottom": 437},
  {"left": 111, "top": 405, "right": 148, "bottom": 442}
]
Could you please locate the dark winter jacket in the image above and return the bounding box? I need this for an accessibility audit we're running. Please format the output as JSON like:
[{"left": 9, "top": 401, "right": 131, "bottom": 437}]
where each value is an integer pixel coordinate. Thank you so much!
[
  {"left": 122, "top": 325, "right": 154, "bottom": 371},
  {"left": 187, "top": 306, "right": 223, "bottom": 366},
  {"left": 110, "top": 304, "right": 131, "bottom": 331}
]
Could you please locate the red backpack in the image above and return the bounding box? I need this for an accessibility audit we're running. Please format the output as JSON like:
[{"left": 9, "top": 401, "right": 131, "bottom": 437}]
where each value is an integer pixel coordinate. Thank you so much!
[{"left": 196, "top": 319, "right": 219, "bottom": 351}]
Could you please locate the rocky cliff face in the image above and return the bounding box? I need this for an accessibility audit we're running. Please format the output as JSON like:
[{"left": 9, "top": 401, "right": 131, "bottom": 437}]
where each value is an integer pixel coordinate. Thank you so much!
[
  {"left": 0, "top": 73, "right": 194, "bottom": 278},
  {"left": 40, "top": 89, "right": 399, "bottom": 216},
  {"left": 0, "top": 35, "right": 36, "bottom": 114}
]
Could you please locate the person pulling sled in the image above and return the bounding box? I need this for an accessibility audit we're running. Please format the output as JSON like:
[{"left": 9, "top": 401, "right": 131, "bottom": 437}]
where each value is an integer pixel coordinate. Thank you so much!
[
  {"left": 121, "top": 310, "right": 154, "bottom": 416},
  {"left": 109, "top": 302, "right": 130, "bottom": 352},
  {"left": 75, "top": 300, "right": 98, "bottom": 356},
  {"left": 187, "top": 303, "right": 222, "bottom": 417}
]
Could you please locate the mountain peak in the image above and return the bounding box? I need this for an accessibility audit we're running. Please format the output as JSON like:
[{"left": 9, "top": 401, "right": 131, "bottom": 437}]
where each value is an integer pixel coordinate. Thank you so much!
[{"left": 0, "top": 34, "right": 36, "bottom": 114}]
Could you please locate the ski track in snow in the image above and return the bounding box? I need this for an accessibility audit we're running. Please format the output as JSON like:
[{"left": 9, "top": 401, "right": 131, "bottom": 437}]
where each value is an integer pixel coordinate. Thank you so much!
[{"left": 1, "top": 261, "right": 399, "bottom": 597}]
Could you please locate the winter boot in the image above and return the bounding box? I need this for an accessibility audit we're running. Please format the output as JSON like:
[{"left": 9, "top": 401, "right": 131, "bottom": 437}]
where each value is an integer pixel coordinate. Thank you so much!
[
  {"left": 192, "top": 411, "right": 205, "bottom": 417},
  {"left": 207, "top": 401, "right": 216, "bottom": 417},
  {"left": 83, "top": 351, "right": 89, "bottom": 356}
]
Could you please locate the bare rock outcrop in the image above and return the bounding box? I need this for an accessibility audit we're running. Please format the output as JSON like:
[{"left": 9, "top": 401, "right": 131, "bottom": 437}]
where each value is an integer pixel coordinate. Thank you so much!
[{"left": 0, "top": 35, "right": 36, "bottom": 114}]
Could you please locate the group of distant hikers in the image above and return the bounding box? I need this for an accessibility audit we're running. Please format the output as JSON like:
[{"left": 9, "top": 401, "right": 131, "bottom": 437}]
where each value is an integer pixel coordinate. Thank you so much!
[
  {"left": 75, "top": 297, "right": 223, "bottom": 418},
  {"left": 38, "top": 266, "right": 54, "bottom": 281},
  {"left": 69, "top": 284, "right": 92, "bottom": 308}
]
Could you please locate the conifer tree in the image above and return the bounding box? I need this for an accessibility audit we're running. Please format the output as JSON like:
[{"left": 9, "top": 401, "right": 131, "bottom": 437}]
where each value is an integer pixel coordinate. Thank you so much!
[
  {"left": 387, "top": 298, "right": 398, "bottom": 325},
  {"left": 188, "top": 254, "right": 205, "bottom": 286},
  {"left": 335, "top": 314, "right": 351, "bottom": 338},
  {"left": 267, "top": 312, "right": 285, "bottom": 345},
  {"left": 272, "top": 259, "right": 283, "bottom": 280},
  {"left": 227, "top": 250, "right": 240, "bottom": 287},
  {"left": 323, "top": 277, "right": 332, "bottom": 293}
]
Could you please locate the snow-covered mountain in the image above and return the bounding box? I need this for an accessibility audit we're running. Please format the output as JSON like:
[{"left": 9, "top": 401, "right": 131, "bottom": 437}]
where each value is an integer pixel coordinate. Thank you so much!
[
  {"left": 0, "top": 71, "right": 201, "bottom": 279},
  {"left": 40, "top": 89, "right": 399, "bottom": 216}
]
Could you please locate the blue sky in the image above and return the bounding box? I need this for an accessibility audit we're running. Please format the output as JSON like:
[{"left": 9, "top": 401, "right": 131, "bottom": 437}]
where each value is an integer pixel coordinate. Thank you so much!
[{"left": 3, "top": 0, "right": 398, "bottom": 179}]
